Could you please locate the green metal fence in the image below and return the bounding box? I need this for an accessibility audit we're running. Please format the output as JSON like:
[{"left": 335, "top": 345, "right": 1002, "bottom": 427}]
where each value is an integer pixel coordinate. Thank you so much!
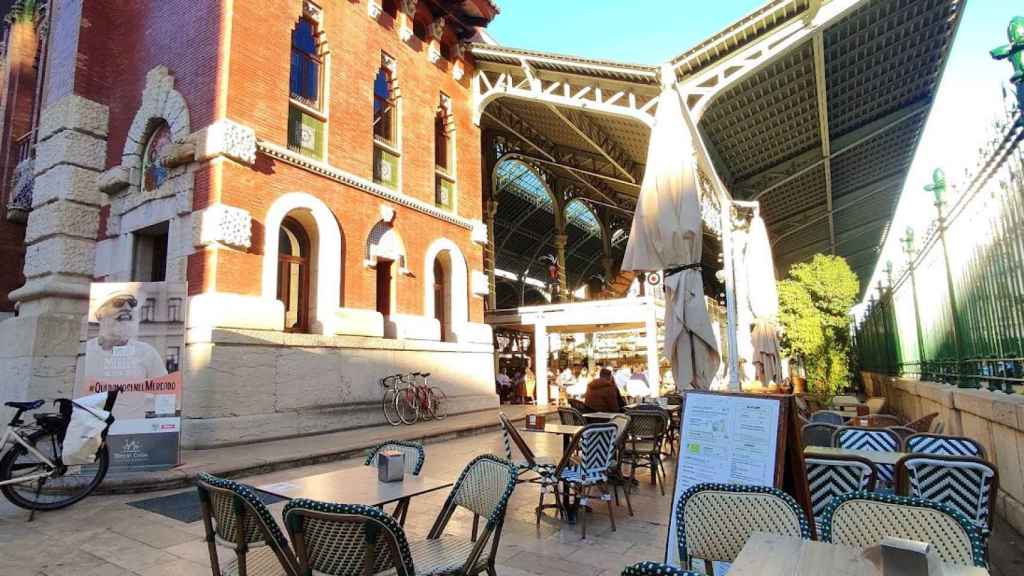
[{"left": 855, "top": 94, "right": 1024, "bottom": 392}]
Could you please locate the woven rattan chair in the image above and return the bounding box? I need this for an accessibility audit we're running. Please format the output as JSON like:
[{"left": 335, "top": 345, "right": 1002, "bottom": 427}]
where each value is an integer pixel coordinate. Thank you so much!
[
  {"left": 834, "top": 426, "right": 900, "bottom": 487},
  {"left": 195, "top": 473, "right": 299, "bottom": 576},
  {"left": 675, "top": 483, "right": 812, "bottom": 573},
  {"left": 820, "top": 491, "right": 987, "bottom": 567},
  {"left": 498, "top": 412, "right": 555, "bottom": 479},
  {"left": 558, "top": 406, "right": 587, "bottom": 426},
  {"left": 897, "top": 454, "right": 998, "bottom": 534},
  {"left": 537, "top": 422, "right": 619, "bottom": 538},
  {"left": 283, "top": 500, "right": 415, "bottom": 576},
  {"left": 889, "top": 426, "right": 916, "bottom": 445},
  {"left": 805, "top": 453, "right": 877, "bottom": 534},
  {"left": 416, "top": 454, "right": 518, "bottom": 576},
  {"left": 810, "top": 410, "right": 846, "bottom": 425},
  {"left": 800, "top": 422, "right": 838, "bottom": 448},
  {"left": 906, "top": 412, "right": 939, "bottom": 433},
  {"left": 845, "top": 414, "right": 903, "bottom": 428},
  {"left": 622, "top": 407, "right": 670, "bottom": 494},
  {"left": 364, "top": 440, "right": 426, "bottom": 475},
  {"left": 905, "top": 433, "right": 986, "bottom": 458},
  {"left": 607, "top": 413, "right": 633, "bottom": 516},
  {"left": 620, "top": 561, "right": 700, "bottom": 575}
]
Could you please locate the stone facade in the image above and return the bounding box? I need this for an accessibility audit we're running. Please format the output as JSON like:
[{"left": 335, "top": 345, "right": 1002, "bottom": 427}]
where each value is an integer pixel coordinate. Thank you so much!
[
  {"left": 0, "top": 0, "right": 501, "bottom": 446},
  {"left": 866, "top": 372, "right": 1024, "bottom": 537}
]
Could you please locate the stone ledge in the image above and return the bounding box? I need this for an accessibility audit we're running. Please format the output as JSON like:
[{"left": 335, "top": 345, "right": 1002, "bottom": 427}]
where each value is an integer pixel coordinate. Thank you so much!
[
  {"left": 37, "top": 94, "right": 110, "bottom": 141},
  {"left": 189, "top": 327, "right": 494, "bottom": 354},
  {"left": 954, "top": 388, "right": 1024, "bottom": 431}
]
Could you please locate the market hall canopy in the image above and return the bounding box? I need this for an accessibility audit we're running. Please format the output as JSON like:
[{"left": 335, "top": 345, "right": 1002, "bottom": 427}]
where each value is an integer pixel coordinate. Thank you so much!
[{"left": 473, "top": 0, "right": 964, "bottom": 297}]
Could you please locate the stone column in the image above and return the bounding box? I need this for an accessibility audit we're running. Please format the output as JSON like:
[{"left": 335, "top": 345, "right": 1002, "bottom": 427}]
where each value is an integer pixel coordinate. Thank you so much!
[
  {"left": 534, "top": 322, "right": 549, "bottom": 405},
  {"left": 0, "top": 94, "right": 109, "bottom": 415}
]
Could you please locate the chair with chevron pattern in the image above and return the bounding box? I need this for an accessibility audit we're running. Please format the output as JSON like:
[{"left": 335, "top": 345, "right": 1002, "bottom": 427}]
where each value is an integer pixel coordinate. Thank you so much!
[
  {"left": 896, "top": 454, "right": 998, "bottom": 536},
  {"left": 905, "top": 433, "right": 986, "bottom": 459},
  {"left": 820, "top": 491, "right": 987, "bottom": 568},
  {"left": 620, "top": 561, "right": 700, "bottom": 575},
  {"left": 537, "top": 422, "right": 619, "bottom": 539},
  {"left": 833, "top": 426, "right": 900, "bottom": 488},
  {"left": 498, "top": 412, "right": 554, "bottom": 480},
  {"left": 804, "top": 453, "right": 877, "bottom": 534}
]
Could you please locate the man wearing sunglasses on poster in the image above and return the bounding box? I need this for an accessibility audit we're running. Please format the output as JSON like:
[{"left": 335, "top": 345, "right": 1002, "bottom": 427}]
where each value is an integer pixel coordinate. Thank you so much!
[{"left": 83, "top": 291, "right": 168, "bottom": 382}]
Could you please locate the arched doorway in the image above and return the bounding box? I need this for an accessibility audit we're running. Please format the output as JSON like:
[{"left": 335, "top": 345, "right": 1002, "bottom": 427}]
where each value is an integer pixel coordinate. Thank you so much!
[
  {"left": 278, "top": 217, "right": 311, "bottom": 332},
  {"left": 433, "top": 257, "right": 448, "bottom": 341}
]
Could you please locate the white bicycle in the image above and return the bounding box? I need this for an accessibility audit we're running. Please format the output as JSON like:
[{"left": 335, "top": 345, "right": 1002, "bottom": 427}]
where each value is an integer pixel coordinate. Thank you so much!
[{"left": 0, "top": 392, "right": 117, "bottom": 511}]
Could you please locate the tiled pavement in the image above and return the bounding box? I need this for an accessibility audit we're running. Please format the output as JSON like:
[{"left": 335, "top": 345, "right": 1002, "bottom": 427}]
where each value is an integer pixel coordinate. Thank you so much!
[{"left": 1, "top": 428, "right": 1022, "bottom": 575}]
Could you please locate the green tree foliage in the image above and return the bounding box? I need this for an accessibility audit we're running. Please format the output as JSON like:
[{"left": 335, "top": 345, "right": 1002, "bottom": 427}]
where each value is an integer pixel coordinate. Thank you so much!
[{"left": 778, "top": 254, "right": 860, "bottom": 403}]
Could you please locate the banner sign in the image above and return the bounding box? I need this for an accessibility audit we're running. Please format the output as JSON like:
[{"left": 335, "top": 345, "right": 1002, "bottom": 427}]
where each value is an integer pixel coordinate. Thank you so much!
[{"left": 75, "top": 282, "right": 187, "bottom": 471}]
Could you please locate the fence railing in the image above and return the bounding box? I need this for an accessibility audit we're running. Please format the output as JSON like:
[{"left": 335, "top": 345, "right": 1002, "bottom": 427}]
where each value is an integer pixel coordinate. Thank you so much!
[{"left": 855, "top": 94, "right": 1024, "bottom": 393}]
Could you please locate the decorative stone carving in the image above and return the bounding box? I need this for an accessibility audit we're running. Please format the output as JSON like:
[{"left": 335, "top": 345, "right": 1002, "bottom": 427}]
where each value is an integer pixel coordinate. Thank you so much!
[
  {"left": 97, "top": 165, "right": 130, "bottom": 195},
  {"left": 159, "top": 141, "right": 196, "bottom": 169},
  {"left": 452, "top": 60, "right": 465, "bottom": 81},
  {"left": 368, "top": 1, "right": 382, "bottom": 19},
  {"left": 6, "top": 158, "right": 33, "bottom": 223},
  {"left": 193, "top": 204, "right": 253, "bottom": 249},
  {"left": 399, "top": 25, "right": 413, "bottom": 42},
  {"left": 428, "top": 46, "right": 441, "bottom": 64},
  {"left": 303, "top": 0, "right": 323, "bottom": 23},
  {"left": 193, "top": 119, "right": 257, "bottom": 166},
  {"left": 429, "top": 17, "right": 445, "bottom": 41},
  {"left": 398, "top": 0, "right": 417, "bottom": 16},
  {"left": 471, "top": 221, "right": 488, "bottom": 245},
  {"left": 471, "top": 270, "right": 490, "bottom": 296}
]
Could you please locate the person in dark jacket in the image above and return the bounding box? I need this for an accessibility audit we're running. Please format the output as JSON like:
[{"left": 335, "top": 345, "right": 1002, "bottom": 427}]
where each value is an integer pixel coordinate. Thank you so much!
[{"left": 585, "top": 368, "right": 626, "bottom": 412}]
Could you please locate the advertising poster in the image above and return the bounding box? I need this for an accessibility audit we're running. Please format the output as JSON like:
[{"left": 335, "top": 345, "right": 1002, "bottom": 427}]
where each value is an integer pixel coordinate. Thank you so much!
[{"left": 75, "top": 282, "right": 186, "bottom": 471}]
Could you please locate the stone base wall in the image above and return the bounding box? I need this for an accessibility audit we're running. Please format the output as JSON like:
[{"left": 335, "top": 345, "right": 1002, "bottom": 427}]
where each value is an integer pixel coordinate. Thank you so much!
[
  {"left": 864, "top": 372, "right": 1024, "bottom": 536},
  {"left": 183, "top": 329, "right": 498, "bottom": 448}
]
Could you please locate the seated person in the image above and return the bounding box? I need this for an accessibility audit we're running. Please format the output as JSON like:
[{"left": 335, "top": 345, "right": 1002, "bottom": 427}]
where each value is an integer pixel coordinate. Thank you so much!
[{"left": 585, "top": 368, "right": 626, "bottom": 413}]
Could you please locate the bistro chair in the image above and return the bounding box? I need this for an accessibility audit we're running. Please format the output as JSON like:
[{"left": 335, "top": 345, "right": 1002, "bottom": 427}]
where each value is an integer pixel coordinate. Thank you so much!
[
  {"left": 820, "top": 491, "right": 987, "bottom": 568},
  {"left": 930, "top": 419, "right": 946, "bottom": 434},
  {"left": 906, "top": 412, "right": 939, "bottom": 433},
  {"left": 804, "top": 453, "right": 877, "bottom": 534},
  {"left": 800, "top": 422, "right": 838, "bottom": 448},
  {"left": 364, "top": 440, "right": 426, "bottom": 524},
  {"left": 620, "top": 561, "right": 700, "bottom": 576},
  {"left": 417, "top": 454, "right": 518, "bottom": 575},
  {"left": 834, "top": 426, "right": 900, "bottom": 487},
  {"left": 845, "top": 414, "right": 903, "bottom": 428},
  {"left": 498, "top": 411, "right": 555, "bottom": 479},
  {"left": 905, "top": 433, "right": 986, "bottom": 459},
  {"left": 889, "top": 426, "right": 917, "bottom": 445},
  {"left": 195, "top": 473, "right": 299, "bottom": 576},
  {"left": 364, "top": 440, "right": 426, "bottom": 475},
  {"left": 897, "top": 454, "right": 998, "bottom": 534},
  {"left": 623, "top": 407, "right": 670, "bottom": 494},
  {"left": 537, "top": 422, "right": 619, "bottom": 539},
  {"left": 675, "top": 483, "right": 811, "bottom": 573},
  {"left": 283, "top": 500, "right": 415, "bottom": 576},
  {"left": 558, "top": 406, "right": 587, "bottom": 426},
  {"left": 607, "top": 413, "right": 634, "bottom": 516},
  {"left": 810, "top": 410, "right": 846, "bottom": 426}
]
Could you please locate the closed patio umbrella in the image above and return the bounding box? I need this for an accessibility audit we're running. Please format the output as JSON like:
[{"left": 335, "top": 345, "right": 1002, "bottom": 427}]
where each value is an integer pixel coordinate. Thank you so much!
[
  {"left": 745, "top": 214, "right": 782, "bottom": 384},
  {"left": 621, "top": 67, "right": 721, "bottom": 391}
]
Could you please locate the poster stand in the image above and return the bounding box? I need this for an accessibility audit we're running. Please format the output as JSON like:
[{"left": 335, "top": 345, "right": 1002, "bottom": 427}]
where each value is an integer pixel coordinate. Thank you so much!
[{"left": 663, "top": 390, "right": 813, "bottom": 567}]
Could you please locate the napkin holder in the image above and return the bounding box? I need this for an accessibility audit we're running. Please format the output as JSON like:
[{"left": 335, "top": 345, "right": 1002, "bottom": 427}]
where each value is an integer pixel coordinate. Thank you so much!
[
  {"left": 377, "top": 450, "right": 405, "bottom": 483},
  {"left": 880, "top": 536, "right": 943, "bottom": 576},
  {"left": 525, "top": 414, "right": 545, "bottom": 430}
]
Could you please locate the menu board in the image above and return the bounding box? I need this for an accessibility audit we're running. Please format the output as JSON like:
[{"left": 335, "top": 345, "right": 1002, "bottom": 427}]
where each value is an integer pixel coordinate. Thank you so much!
[{"left": 664, "top": 391, "right": 786, "bottom": 568}]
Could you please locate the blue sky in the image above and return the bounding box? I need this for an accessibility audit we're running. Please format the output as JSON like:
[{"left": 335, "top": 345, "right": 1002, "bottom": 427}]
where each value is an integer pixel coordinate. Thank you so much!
[{"left": 489, "top": 1, "right": 1018, "bottom": 308}]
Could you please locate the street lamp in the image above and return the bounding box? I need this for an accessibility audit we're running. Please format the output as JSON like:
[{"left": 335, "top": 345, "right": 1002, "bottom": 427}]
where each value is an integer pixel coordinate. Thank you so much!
[
  {"left": 925, "top": 169, "right": 970, "bottom": 387},
  {"left": 901, "top": 228, "right": 927, "bottom": 380},
  {"left": 991, "top": 16, "right": 1024, "bottom": 122}
]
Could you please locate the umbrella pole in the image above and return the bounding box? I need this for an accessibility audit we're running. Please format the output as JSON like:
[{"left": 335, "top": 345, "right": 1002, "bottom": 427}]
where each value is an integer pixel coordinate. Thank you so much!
[{"left": 720, "top": 196, "right": 741, "bottom": 390}]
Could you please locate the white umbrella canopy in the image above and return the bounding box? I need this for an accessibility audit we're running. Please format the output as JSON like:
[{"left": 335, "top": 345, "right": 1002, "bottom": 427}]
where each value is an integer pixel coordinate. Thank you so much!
[
  {"left": 621, "top": 73, "right": 721, "bottom": 391},
  {"left": 745, "top": 215, "right": 782, "bottom": 384}
]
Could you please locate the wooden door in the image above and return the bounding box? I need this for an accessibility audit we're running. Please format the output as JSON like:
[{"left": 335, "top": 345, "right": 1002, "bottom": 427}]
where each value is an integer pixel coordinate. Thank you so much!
[
  {"left": 433, "top": 259, "right": 447, "bottom": 341},
  {"left": 376, "top": 258, "right": 393, "bottom": 317},
  {"left": 278, "top": 217, "right": 310, "bottom": 333}
]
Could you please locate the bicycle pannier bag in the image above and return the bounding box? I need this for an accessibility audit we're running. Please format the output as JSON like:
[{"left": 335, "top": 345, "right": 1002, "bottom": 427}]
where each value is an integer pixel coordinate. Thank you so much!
[{"left": 61, "top": 393, "right": 115, "bottom": 466}]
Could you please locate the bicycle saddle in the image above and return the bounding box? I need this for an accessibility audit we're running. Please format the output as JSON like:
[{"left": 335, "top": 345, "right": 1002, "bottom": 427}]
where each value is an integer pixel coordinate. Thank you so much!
[
  {"left": 420, "top": 372, "right": 431, "bottom": 378},
  {"left": 5, "top": 399, "right": 44, "bottom": 410}
]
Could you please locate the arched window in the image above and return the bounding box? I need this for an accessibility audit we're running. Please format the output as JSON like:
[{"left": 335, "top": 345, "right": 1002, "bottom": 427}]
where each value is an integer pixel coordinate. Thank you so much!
[
  {"left": 290, "top": 18, "right": 321, "bottom": 107},
  {"left": 278, "top": 217, "right": 311, "bottom": 333},
  {"left": 434, "top": 94, "right": 454, "bottom": 210},
  {"left": 288, "top": 16, "right": 326, "bottom": 159},
  {"left": 434, "top": 101, "right": 450, "bottom": 172},
  {"left": 142, "top": 122, "right": 172, "bottom": 191},
  {"left": 373, "top": 54, "right": 400, "bottom": 189}
]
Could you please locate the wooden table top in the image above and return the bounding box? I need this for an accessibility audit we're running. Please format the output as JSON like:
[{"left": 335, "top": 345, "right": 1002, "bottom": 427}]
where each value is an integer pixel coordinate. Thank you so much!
[
  {"left": 257, "top": 466, "right": 452, "bottom": 506},
  {"left": 582, "top": 412, "right": 621, "bottom": 421},
  {"left": 624, "top": 403, "right": 680, "bottom": 413},
  {"left": 729, "top": 533, "right": 989, "bottom": 575},
  {"left": 804, "top": 445, "right": 909, "bottom": 466},
  {"left": 522, "top": 423, "right": 583, "bottom": 436}
]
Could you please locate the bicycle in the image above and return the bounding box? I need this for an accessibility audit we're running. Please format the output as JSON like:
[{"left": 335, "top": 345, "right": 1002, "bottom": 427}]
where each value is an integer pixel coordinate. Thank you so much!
[
  {"left": 395, "top": 372, "right": 422, "bottom": 425},
  {"left": 394, "top": 372, "right": 448, "bottom": 424},
  {"left": 0, "top": 391, "right": 117, "bottom": 512},
  {"left": 380, "top": 374, "right": 405, "bottom": 426}
]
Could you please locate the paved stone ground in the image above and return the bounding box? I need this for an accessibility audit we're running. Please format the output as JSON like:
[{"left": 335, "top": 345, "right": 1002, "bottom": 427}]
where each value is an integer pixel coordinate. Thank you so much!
[{"left": 1, "top": 429, "right": 1021, "bottom": 575}]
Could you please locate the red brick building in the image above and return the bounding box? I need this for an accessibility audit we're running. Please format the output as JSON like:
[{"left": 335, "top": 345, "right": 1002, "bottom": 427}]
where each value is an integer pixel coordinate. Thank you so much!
[{"left": 0, "top": 0, "right": 499, "bottom": 447}]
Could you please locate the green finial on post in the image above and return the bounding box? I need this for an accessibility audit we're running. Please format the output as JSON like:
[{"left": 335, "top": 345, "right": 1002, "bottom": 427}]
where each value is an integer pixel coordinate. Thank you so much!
[
  {"left": 901, "top": 227, "right": 915, "bottom": 254},
  {"left": 924, "top": 168, "right": 946, "bottom": 209},
  {"left": 884, "top": 260, "right": 894, "bottom": 288},
  {"left": 992, "top": 16, "right": 1024, "bottom": 120}
]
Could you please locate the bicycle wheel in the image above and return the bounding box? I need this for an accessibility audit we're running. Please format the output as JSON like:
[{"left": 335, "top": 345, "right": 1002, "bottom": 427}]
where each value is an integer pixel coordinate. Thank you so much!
[
  {"left": 0, "top": 429, "right": 109, "bottom": 511},
  {"left": 396, "top": 388, "right": 419, "bottom": 425},
  {"left": 429, "top": 387, "right": 448, "bottom": 420},
  {"left": 382, "top": 388, "right": 401, "bottom": 426}
]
